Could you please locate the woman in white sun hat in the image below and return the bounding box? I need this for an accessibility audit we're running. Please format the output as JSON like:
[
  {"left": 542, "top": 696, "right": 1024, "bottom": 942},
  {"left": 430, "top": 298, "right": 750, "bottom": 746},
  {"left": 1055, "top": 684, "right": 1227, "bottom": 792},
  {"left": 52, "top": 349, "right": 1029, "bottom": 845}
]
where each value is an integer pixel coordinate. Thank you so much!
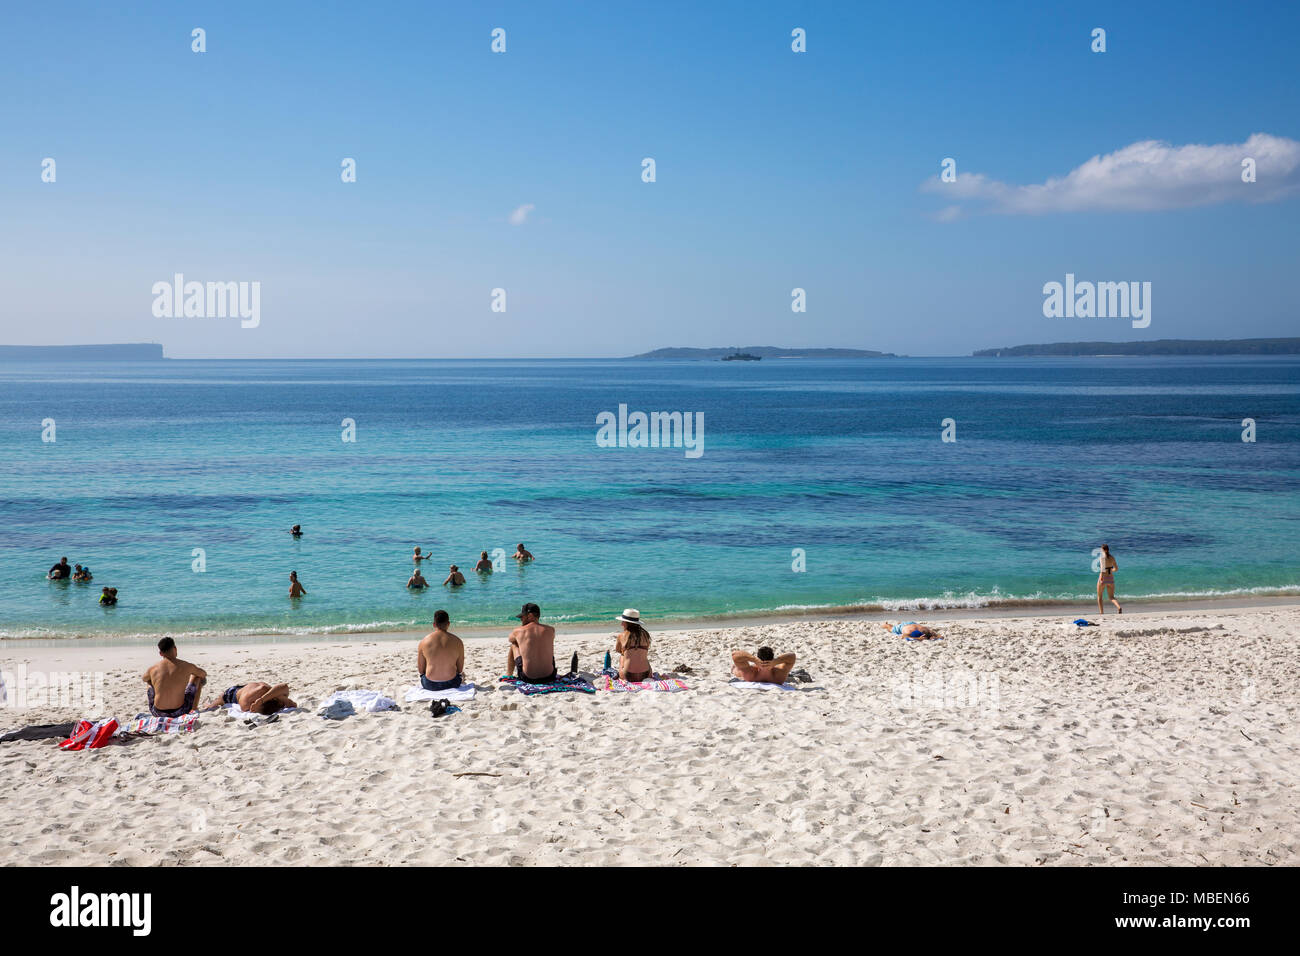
[{"left": 613, "top": 608, "right": 653, "bottom": 682}]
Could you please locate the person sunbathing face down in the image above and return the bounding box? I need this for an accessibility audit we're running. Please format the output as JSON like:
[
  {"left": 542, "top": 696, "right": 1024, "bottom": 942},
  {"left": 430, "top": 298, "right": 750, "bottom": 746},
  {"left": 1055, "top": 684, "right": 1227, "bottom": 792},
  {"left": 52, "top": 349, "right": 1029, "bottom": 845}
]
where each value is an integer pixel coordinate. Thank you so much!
[{"left": 731, "top": 646, "right": 797, "bottom": 684}]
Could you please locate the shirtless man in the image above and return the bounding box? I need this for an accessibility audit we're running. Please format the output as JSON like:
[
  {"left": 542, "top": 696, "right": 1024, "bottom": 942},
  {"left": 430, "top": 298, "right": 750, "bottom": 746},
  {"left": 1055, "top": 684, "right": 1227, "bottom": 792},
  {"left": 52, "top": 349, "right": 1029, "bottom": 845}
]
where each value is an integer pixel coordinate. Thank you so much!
[
  {"left": 407, "top": 568, "right": 429, "bottom": 589},
  {"left": 443, "top": 565, "right": 466, "bottom": 586},
  {"left": 506, "top": 603, "right": 556, "bottom": 683},
  {"left": 288, "top": 571, "right": 307, "bottom": 598},
  {"left": 47, "top": 556, "right": 71, "bottom": 580},
  {"left": 473, "top": 551, "right": 494, "bottom": 573},
  {"left": 731, "top": 646, "right": 796, "bottom": 685},
  {"left": 513, "top": 543, "right": 534, "bottom": 563},
  {"left": 144, "top": 637, "right": 208, "bottom": 717},
  {"left": 205, "top": 681, "right": 296, "bottom": 715},
  {"left": 417, "top": 609, "right": 465, "bottom": 691},
  {"left": 412, "top": 546, "right": 433, "bottom": 562}
]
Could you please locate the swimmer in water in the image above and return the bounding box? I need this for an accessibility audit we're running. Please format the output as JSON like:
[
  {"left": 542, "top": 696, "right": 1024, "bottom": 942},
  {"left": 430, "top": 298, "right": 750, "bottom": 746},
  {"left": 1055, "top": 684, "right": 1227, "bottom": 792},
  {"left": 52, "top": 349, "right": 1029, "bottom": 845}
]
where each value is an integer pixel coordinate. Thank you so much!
[
  {"left": 288, "top": 571, "right": 307, "bottom": 598},
  {"left": 407, "top": 568, "right": 429, "bottom": 589},
  {"left": 474, "top": 550, "right": 493, "bottom": 573},
  {"left": 443, "top": 565, "right": 466, "bottom": 587},
  {"left": 513, "top": 543, "right": 534, "bottom": 563},
  {"left": 289, "top": 525, "right": 303, "bottom": 538}
]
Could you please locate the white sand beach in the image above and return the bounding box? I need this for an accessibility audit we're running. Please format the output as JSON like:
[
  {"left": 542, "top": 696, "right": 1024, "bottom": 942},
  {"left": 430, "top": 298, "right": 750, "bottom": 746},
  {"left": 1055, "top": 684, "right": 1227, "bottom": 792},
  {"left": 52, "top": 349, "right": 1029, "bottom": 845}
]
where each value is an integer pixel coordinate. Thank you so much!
[{"left": 1, "top": 604, "right": 1297, "bottom": 866}]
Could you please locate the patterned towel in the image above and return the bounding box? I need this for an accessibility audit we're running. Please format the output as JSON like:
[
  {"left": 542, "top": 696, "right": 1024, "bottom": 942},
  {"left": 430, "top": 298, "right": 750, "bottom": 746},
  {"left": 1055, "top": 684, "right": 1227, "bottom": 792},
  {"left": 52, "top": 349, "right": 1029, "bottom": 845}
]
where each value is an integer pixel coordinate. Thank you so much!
[
  {"left": 498, "top": 674, "right": 595, "bottom": 695},
  {"left": 127, "top": 712, "right": 200, "bottom": 734},
  {"left": 596, "top": 670, "right": 689, "bottom": 693}
]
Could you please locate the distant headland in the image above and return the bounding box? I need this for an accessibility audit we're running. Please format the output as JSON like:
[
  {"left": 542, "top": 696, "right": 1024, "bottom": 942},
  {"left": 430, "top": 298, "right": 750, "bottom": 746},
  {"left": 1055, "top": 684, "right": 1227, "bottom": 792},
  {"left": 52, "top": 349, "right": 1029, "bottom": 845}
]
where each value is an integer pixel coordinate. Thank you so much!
[
  {"left": 0, "top": 343, "right": 165, "bottom": 361},
  {"left": 974, "top": 338, "right": 1300, "bottom": 357},
  {"left": 629, "top": 346, "right": 896, "bottom": 359}
]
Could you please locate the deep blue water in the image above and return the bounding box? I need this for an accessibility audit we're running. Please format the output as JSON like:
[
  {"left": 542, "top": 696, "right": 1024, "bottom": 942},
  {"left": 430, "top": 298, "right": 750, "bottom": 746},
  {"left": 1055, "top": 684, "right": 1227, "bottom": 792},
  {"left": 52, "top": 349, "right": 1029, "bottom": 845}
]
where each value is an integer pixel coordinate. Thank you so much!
[{"left": 1, "top": 357, "right": 1297, "bottom": 639}]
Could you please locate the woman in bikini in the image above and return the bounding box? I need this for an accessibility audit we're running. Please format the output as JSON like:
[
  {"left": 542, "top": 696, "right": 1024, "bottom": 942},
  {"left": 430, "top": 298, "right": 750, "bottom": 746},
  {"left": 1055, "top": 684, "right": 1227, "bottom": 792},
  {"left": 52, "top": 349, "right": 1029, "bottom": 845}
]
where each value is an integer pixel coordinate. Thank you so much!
[
  {"left": 613, "top": 609, "right": 652, "bottom": 682},
  {"left": 1097, "top": 543, "right": 1122, "bottom": 614}
]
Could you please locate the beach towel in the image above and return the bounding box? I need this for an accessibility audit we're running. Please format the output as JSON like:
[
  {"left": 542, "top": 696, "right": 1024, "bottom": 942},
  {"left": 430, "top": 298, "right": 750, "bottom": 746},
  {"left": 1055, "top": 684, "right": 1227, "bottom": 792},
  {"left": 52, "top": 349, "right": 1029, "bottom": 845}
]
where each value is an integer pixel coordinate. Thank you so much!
[
  {"left": 595, "top": 670, "right": 688, "bottom": 693},
  {"left": 498, "top": 674, "right": 595, "bottom": 696},
  {"left": 127, "top": 712, "right": 199, "bottom": 735},
  {"left": 316, "top": 690, "right": 399, "bottom": 716},
  {"left": 403, "top": 683, "right": 477, "bottom": 703},
  {"left": 727, "top": 679, "right": 799, "bottom": 691}
]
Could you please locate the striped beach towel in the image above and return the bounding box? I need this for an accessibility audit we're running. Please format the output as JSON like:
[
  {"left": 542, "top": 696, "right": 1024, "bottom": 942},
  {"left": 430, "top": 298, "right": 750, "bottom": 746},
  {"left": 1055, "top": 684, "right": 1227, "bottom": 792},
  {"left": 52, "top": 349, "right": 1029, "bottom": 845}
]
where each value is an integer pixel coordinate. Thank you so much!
[
  {"left": 127, "top": 712, "right": 200, "bottom": 734},
  {"left": 596, "top": 670, "right": 689, "bottom": 693},
  {"left": 498, "top": 674, "right": 595, "bottom": 696}
]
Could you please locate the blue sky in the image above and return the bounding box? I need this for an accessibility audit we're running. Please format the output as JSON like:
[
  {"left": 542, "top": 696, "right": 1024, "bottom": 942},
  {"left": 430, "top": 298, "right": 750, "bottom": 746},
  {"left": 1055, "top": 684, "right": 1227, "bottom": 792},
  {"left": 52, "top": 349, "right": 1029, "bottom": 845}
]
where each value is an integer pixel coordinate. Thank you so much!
[{"left": 1, "top": 0, "right": 1297, "bottom": 357}]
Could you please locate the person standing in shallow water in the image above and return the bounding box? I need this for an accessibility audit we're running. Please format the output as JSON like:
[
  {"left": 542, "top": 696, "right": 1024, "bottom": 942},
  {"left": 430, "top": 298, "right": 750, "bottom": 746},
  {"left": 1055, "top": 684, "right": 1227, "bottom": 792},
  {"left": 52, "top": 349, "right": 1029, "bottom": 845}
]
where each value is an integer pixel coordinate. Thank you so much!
[
  {"left": 288, "top": 571, "right": 307, "bottom": 599},
  {"left": 1097, "top": 543, "right": 1122, "bottom": 615}
]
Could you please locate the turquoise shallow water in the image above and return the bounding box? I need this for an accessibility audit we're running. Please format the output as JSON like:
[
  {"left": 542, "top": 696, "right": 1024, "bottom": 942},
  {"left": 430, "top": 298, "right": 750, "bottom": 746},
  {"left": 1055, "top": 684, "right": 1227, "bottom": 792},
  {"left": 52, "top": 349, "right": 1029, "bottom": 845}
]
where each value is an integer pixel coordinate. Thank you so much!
[{"left": 1, "top": 357, "right": 1297, "bottom": 639}]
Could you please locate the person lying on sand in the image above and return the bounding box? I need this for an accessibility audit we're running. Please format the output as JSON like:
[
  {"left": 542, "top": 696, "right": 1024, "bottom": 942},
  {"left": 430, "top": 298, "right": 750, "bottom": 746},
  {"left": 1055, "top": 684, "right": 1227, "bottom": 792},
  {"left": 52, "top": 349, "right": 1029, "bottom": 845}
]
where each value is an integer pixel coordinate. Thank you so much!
[
  {"left": 417, "top": 609, "right": 465, "bottom": 691},
  {"left": 513, "top": 543, "right": 534, "bottom": 562},
  {"left": 443, "top": 565, "right": 466, "bottom": 586},
  {"left": 507, "top": 603, "right": 557, "bottom": 683},
  {"left": 881, "top": 621, "right": 943, "bottom": 640},
  {"left": 613, "top": 608, "right": 653, "bottom": 682},
  {"left": 47, "top": 556, "right": 71, "bottom": 580},
  {"left": 474, "top": 550, "right": 493, "bottom": 573},
  {"left": 288, "top": 571, "right": 307, "bottom": 598},
  {"left": 144, "top": 637, "right": 207, "bottom": 717},
  {"left": 407, "top": 568, "right": 429, "bottom": 589},
  {"left": 731, "top": 646, "right": 796, "bottom": 684},
  {"left": 205, "top": 681, "right": 296, "bottom": 714}
]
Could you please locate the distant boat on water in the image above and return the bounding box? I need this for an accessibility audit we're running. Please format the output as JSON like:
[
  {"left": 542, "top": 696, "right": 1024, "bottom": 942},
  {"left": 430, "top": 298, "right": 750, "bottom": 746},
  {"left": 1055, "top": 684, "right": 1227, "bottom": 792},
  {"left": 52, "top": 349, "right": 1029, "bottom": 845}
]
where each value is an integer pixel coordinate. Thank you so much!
[{"left": 721, "top": 352, "right": 761, "bottom": 361}]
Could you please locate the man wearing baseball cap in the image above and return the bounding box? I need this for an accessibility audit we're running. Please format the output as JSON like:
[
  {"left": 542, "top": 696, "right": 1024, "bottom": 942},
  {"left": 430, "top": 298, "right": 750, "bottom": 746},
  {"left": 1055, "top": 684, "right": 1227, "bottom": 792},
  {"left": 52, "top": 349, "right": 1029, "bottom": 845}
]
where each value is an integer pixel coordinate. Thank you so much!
[{"left": 507, "top": 602, "right": 557, "bottom": 683}]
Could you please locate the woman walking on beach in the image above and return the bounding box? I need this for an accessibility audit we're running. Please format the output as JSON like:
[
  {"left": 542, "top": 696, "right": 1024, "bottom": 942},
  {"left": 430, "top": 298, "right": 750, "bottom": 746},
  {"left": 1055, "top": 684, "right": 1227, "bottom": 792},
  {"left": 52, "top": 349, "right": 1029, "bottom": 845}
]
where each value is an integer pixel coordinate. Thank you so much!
[{"left": 1097, "top": 544, "right": 1122, "bottom": 614}]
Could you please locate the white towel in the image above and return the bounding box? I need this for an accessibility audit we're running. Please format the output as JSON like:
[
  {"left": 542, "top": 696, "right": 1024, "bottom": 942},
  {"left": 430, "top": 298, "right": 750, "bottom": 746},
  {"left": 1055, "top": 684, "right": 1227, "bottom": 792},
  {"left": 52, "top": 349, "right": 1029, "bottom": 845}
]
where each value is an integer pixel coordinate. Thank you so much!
[
  {"left": 403, "top": 683, "right": 477, "bottom": 703},
  {"left": 219, "top": 703, "right": 300, "bottom": 721},
  {"left": 727, "top": 680, "right": 800, "bottom": 691},
  {"left": 317, "top": 690, "right": 398, "bottom": 714}
]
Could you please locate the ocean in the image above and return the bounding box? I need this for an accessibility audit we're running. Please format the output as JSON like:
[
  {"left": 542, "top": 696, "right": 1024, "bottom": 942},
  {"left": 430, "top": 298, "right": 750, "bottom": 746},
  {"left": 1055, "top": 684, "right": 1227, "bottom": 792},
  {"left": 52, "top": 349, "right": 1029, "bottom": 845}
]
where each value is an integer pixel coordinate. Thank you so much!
[{"left": 2, "top": 356, "right": 1297, "bottom": 640}]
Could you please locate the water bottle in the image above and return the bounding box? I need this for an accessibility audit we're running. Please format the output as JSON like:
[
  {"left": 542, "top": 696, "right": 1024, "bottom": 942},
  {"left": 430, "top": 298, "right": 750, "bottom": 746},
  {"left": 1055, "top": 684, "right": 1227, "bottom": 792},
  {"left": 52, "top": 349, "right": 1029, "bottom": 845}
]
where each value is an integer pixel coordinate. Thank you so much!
[{"left": 603, "top": 651, "right": 612, "bottom": 671}]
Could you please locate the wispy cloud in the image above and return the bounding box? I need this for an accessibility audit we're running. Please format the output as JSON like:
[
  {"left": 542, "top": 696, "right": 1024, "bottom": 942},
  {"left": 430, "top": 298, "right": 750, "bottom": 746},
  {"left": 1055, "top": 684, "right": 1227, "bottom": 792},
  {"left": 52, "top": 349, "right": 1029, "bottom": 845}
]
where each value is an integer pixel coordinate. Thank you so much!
[
  {"left": 508, "top": 203, "right": 536, "bottom": 225},
  {"left": 923, "top": 133, "right": 1300, "bottom": 217}
]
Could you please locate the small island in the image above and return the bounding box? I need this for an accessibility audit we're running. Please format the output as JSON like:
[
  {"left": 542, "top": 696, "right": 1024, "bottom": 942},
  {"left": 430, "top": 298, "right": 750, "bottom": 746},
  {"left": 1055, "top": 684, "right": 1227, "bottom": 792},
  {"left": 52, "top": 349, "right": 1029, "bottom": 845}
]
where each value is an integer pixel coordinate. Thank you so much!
[
  {"left": 630, "top": 346, "right": 895, "bottom": 360},
  {"left": 974, "top": 338, "right": 1300, "bottom": 357}
]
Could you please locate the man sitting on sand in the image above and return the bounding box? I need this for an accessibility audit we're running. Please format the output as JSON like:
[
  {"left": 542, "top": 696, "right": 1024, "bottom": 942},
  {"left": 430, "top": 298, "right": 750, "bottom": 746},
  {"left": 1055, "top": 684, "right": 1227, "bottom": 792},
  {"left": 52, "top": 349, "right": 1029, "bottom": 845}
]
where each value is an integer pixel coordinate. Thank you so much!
[
  {"left": 513, "top": 543, "right": 534, "bottom": 563},
  {"left": 507, "top": 603, "right": 557, "bottom": 683},
  {"left": 144, "top": 637, "right": 208, "bottom": 717},
  {"left": 474, "top": 550, "right": 493, "bottom": 573},
  {"left": 881, "top": 621, "right": 943, "bottom": 640},
  {"left": 443, "top": 565, "right": 466, "bottom": 586},
  {"left": 407, "top": 568, "right": 429, "bottom": 589},
  {"left": 418, "top": 609, "right": 465, "bottom": 691},
  {"left": 47, "top": 556, "right": 71, "bottom": 580},
  {"left": 205, "top": 681, "right": 296, "bottom": 715},
  {"left": 731, "top": 646, "right": 797, "bottom": 684}
]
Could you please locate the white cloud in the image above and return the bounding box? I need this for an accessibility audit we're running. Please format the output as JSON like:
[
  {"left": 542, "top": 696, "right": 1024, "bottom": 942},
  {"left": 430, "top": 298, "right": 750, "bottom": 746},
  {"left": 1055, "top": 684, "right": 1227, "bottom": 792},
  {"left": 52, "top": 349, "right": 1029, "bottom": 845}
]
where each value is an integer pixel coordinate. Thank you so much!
[
  {"left": 922, "top": 133, "right": 1300, "bottom": 216},
  {"left": 508, "top": 203, "right": 535, "bottom": 225}
]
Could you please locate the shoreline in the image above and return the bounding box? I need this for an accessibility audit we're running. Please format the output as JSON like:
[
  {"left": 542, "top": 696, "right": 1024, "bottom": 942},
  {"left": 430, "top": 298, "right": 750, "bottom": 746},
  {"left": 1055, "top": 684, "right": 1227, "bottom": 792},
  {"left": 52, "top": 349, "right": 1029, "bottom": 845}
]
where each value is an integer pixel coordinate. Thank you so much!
[{"left": 3, "top": 591, "right": 1298, "bottom": 649}]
